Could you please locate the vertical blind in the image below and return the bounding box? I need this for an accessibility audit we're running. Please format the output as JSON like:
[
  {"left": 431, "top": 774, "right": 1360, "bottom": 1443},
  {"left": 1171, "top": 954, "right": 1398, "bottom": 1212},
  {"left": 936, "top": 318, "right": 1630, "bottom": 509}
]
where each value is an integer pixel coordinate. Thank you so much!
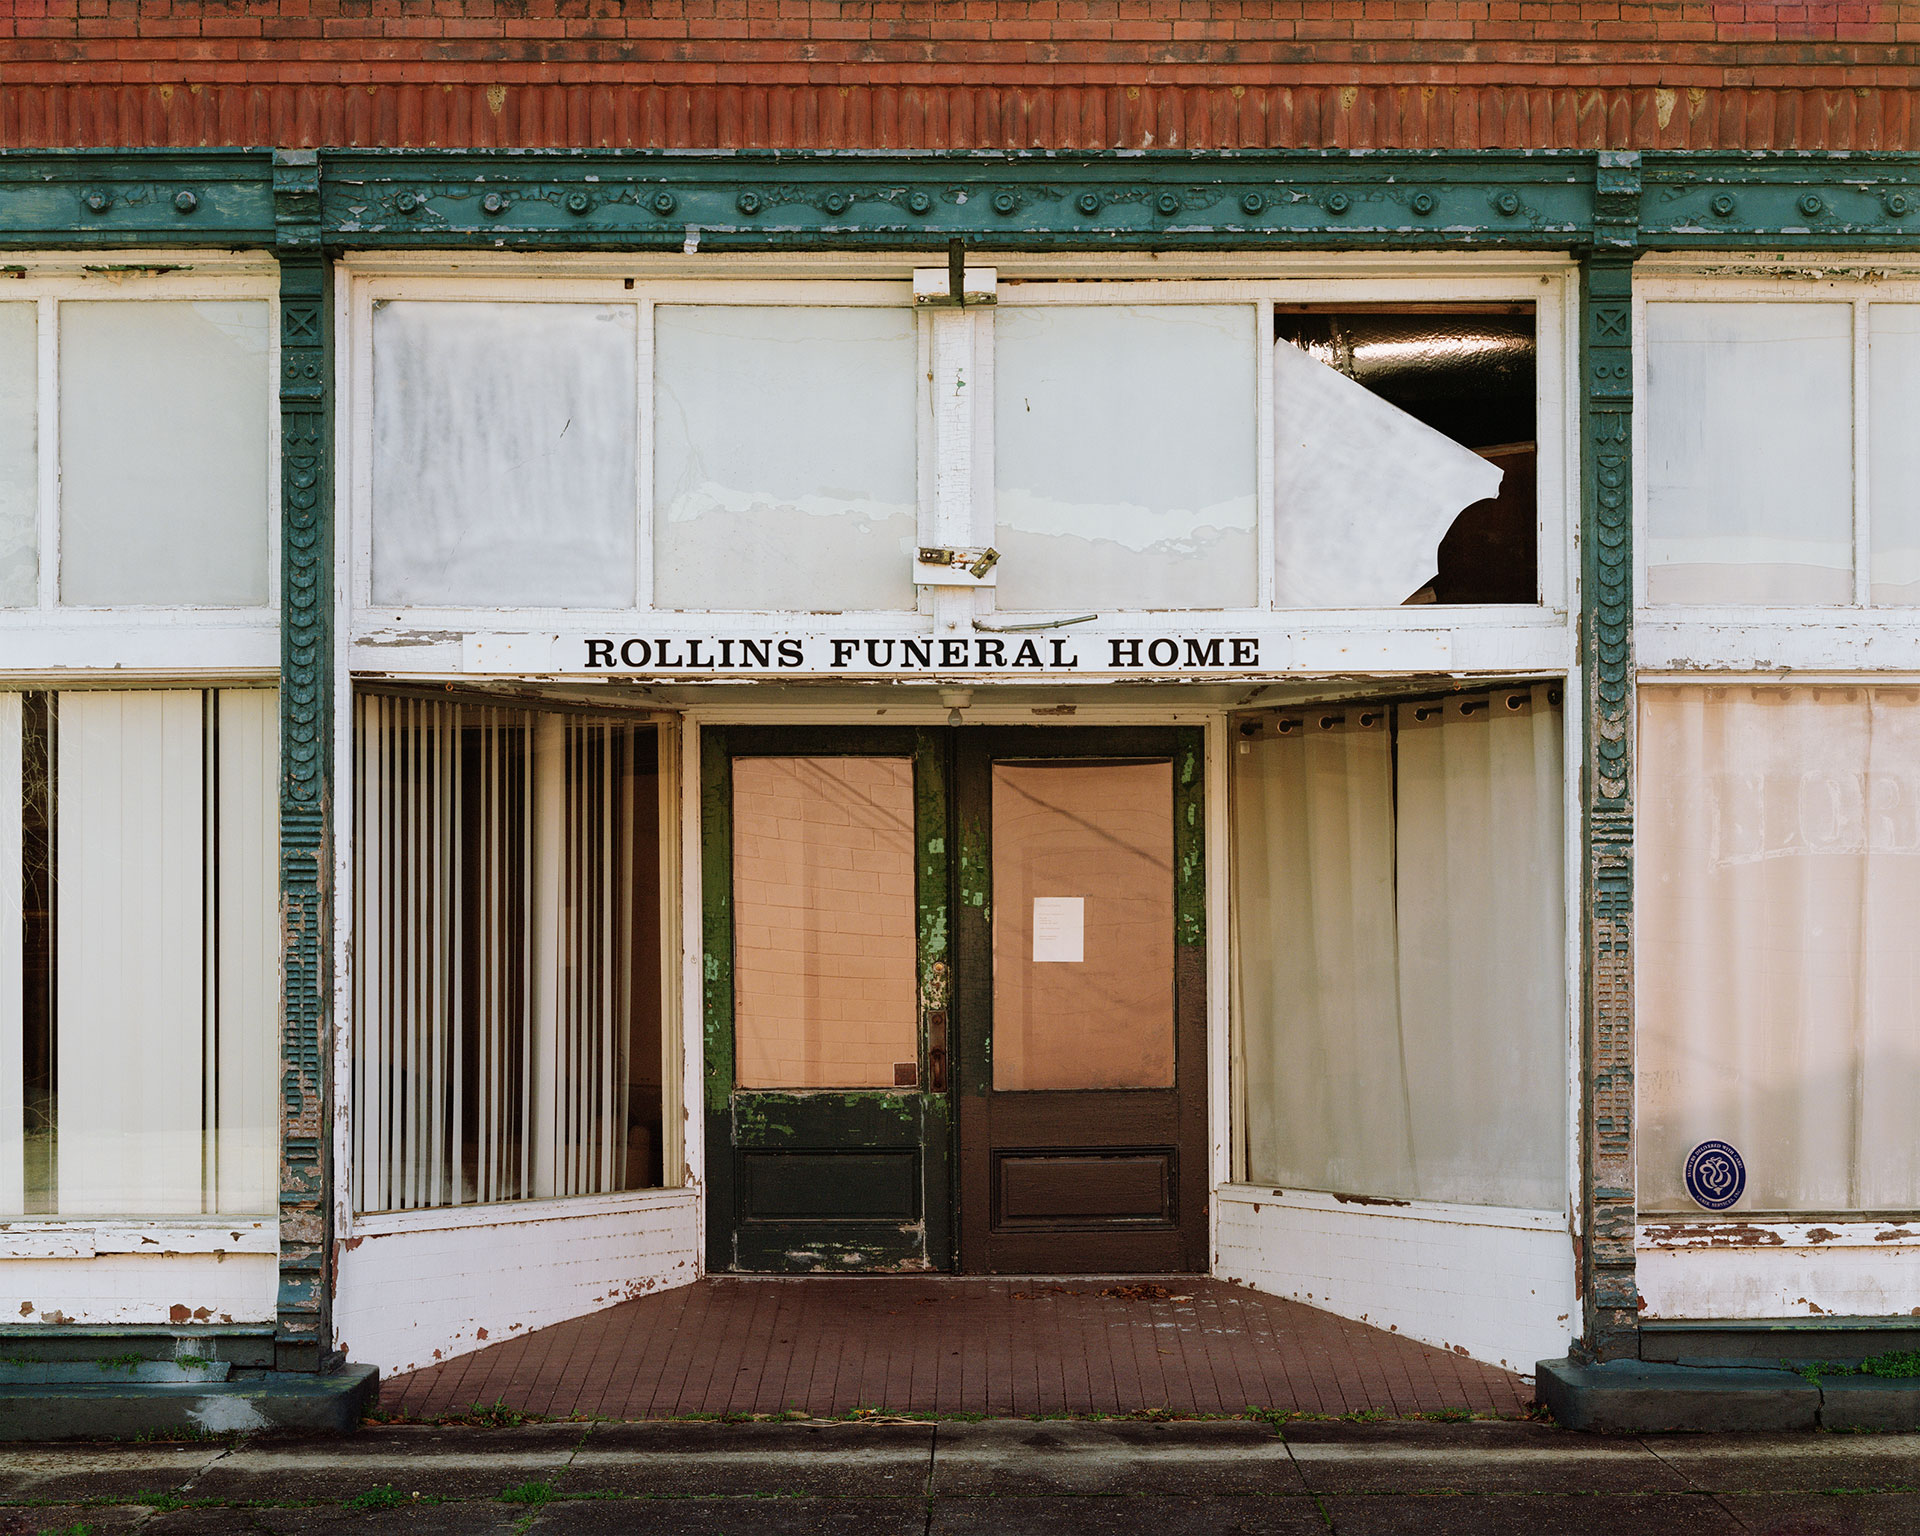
[
  {"left": 1640, "top": 685, "right": 1920, "bottom": 1213},
  {"left": 1232, "top": 686, "right": 1567, "bottom": 1209},
  {"left": 0, "top": 688, "right": 279, "bottom": 1217},
  {"left": 353, "top": 693, "right": 665, "bottom": 1213}
]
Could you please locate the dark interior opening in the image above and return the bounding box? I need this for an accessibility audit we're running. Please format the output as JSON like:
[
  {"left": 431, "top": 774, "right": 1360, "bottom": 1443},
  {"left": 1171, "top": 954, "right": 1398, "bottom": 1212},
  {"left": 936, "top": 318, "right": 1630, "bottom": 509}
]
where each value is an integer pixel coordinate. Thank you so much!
[{"left": 1275, "top": 305, "right": 1538, "bottom": 605}]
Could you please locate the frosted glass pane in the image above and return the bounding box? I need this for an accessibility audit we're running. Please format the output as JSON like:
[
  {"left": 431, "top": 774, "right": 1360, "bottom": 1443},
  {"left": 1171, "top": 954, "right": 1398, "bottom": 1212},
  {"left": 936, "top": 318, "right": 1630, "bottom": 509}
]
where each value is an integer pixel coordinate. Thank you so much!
[
  {"left": 0, "top": 305, "right": 35, "bottom": 607},
  {"left": 1644, "top": 302, "right": 1853, "bottom": 605},
  {"left": 654, "top": 307, "right": 917, "bottom": 612},
  {"left": 995, "top": 306, "right": 1257, "bottom": 610},
  {"left": 1869, "top": 306, "right": 1920, "bottom": 604},
  {"left": 372, "top": 302, "right": 637, "bottom": 608},
  {"left": 60, "top": 301, "right": 270, "bottom": 607}
]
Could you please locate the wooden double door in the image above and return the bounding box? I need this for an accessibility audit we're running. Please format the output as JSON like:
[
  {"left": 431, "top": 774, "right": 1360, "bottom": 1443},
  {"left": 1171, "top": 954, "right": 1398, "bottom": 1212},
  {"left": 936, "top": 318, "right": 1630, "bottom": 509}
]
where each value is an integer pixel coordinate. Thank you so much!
[{"left": 704, "top": 725, "right": 1208, "bottom": 1275}]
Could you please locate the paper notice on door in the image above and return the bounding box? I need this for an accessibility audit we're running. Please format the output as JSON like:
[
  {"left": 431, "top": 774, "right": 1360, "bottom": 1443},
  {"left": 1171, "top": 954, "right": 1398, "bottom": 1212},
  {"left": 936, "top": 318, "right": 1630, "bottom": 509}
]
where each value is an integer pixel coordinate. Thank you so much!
[{"left": 1031, "top": 896, "right": 1085, "bottom": 963}]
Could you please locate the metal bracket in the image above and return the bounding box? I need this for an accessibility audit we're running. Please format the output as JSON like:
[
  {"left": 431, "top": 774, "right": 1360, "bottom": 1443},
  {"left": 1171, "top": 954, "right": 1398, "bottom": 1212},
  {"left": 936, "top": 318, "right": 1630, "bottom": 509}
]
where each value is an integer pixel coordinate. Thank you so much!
[{"left": 916, "top": 545, "right": 1000, "bottom": 586}]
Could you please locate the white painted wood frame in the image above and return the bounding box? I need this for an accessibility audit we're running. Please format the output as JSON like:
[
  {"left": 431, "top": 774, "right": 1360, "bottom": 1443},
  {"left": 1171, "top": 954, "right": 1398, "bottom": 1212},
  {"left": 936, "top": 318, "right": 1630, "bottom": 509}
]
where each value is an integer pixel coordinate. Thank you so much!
[{"left": 0, "top": 254, "right": 280, "bottom": 680}]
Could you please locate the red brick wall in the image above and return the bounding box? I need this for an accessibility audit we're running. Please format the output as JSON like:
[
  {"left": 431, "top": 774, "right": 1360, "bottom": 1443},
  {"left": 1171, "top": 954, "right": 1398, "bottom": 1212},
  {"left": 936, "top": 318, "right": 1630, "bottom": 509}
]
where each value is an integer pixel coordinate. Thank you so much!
[{"left": 4, "top": 1, "right": 1918, "bottom": 150}]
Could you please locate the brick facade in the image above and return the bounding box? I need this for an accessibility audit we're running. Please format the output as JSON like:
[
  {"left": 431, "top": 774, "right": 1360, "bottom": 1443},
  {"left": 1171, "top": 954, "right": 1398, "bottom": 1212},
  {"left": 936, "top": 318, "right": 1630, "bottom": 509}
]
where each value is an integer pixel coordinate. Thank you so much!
[{"left": 3, "top": 1, "right": 1917, "bottom": 150}]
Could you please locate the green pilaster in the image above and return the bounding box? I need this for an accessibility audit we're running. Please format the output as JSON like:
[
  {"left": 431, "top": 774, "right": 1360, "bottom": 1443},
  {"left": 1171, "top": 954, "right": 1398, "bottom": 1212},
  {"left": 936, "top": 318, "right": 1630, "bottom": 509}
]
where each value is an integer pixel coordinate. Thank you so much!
[
  {"left": 273, "top": 150, "right": 335, "bottom": 1373},
  {"left": 1579, "top": 152, "right": 1639, "bottom": 1362}
]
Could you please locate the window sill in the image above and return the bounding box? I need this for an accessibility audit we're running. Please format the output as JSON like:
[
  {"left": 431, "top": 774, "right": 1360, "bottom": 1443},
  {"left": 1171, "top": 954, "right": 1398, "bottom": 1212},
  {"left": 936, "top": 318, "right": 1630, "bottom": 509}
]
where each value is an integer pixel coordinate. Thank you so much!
[
  {"left": 347, "top": 1186, "right": 695, "bottom": 1240},
  {"left": 1639, "top": 1219, "right": 1920, "bottom": 1251},
  {"left": 0, "top": 1219, "right": 276, "bottom": 1258},
  {"left": 1215, "top": 1183, "right": 1565, "bottom": 1232}
]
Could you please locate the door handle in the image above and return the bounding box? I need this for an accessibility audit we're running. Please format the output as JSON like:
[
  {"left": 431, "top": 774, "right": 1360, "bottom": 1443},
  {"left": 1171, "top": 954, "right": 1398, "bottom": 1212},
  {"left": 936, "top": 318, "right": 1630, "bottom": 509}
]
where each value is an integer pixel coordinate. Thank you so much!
[{"left": 926, "top": 1009, "right": 949, "bottom": 1093}]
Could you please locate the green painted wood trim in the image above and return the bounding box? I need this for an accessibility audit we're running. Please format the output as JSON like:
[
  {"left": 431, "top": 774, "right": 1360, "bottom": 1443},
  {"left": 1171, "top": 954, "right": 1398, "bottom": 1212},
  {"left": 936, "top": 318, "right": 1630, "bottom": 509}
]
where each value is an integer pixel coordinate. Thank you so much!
[
  {"left": 1174, "top": 728, "right": 1206, "bottom": 951},
  {"left": 1580, "top": 249, "right": 1638, "bottom": 1362},
  {"left": 698, "top": 726, "right": 736, "bottom": 1275},
  {"left": 913, "top": 727, "right": 955, "bottom": 1271},
  {"left": 272, "top": 150, "right": 333, "bottom": 1374},
  {"left": 0, "top": 150, "right": 275, "bottom": 247},
  {"left": 7, "top": 149, "right": 1920, "bottom": 251}
]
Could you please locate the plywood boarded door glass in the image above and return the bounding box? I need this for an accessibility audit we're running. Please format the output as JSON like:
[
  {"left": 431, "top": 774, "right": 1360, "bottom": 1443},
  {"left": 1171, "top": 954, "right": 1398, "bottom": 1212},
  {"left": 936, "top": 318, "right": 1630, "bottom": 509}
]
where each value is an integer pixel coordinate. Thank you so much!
[
  {"left": 704, "top": 727, "right": 951, "bottom": 1272},
  {"left": 954, "top": 727, "right": 1208, "bottom": 1273}
]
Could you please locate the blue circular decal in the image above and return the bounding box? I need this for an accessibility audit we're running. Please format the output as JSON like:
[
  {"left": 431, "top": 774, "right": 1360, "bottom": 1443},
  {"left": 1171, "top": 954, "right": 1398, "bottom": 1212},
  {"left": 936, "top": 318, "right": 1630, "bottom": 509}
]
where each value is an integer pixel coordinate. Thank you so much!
[{"left": 1685, "top": 1141, "right": 1747, "bottom": 1211}]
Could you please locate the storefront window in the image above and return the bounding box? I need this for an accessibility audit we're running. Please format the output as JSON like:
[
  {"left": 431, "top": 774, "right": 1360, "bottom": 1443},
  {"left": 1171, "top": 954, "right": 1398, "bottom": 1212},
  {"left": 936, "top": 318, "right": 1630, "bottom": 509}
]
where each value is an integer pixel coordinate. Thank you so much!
[
  {"left": 1644, "top": 302, "right": 1854, "bottom": 606},
  {"left": 993, "top": 305, "right": 1258, "bottom": 611},
  {"left": 1639, "top": 684, "right": 1920, "bottom": 1214},
  {"left": 371, "top": 301, "right": 638, "bottom": 609},
  {"left": 59, "top": 301, "right": 271, "bottom": 608},
  {"left": 353, "top": 694, "right": 668, "bottom": 1211},
  {"left": 0, "top": 688, "right": 280, "bottom": 1217},
  {"left": 1232, "top": 686, "right": 1566, "bottom": 1208},
  {"left": 653, "top": 306, "right": 919, "bottom": 612},
  {"left": 350, "top": 277, "right": 1562, "bottom": 628}
]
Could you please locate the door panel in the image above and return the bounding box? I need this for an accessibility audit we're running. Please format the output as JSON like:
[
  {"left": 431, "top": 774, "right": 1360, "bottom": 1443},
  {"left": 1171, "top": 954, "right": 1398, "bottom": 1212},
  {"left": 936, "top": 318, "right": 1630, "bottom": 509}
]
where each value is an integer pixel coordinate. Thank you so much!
[
  {"left": 955, "top": 727, "right": 1209, "bottom": 1274},
  {"left": 704, "top": 726, "right": 952, "bottom": 1273}
]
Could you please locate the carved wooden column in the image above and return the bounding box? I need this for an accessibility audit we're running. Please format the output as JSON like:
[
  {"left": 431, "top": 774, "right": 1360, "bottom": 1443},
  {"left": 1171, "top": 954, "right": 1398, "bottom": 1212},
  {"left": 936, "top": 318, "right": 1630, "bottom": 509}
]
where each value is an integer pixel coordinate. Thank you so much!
[
  {"left": 1578, "top": 151, "right": 1640, "bottom": 1362},
  {"left": 273, "top": 149, "right": 335, "bottom": 1372}
]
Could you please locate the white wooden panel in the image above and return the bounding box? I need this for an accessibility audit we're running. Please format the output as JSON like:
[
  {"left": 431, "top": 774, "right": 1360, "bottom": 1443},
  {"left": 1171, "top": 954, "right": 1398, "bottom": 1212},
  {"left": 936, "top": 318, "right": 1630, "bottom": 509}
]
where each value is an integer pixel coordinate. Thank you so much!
[
  {"left": 333, "top": 1191, "right": 698, "bottom": 1375},
  {"left": 0, "top": 692, "right": 22, "bottom": 1211},
  {"left": 57, "top": 691, "right": 206, "bottom": 1215},
  {"left": 3, "top": 1252, "right": 275, "bottom": 1325},
  {"left": 1213, "top": 1185, "right": 1574, "bottom": 1375},
  {"left": 1640, "top": 1234, "right": 1920, "bottom": 1322},
  {"left": 214, "top": 690, "right": 279, "bottom": 1216}
]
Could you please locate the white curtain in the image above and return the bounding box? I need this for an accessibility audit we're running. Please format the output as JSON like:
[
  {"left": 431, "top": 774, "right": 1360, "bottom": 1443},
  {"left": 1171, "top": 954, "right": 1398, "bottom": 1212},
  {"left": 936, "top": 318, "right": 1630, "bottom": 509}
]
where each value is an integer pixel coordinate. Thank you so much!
[
  {"left": 1233, "top": 686, "right": 1567, "bottom": 1208},
  {"left": 1640, "top": 685, "right": 1920, "bottom": 1213}
]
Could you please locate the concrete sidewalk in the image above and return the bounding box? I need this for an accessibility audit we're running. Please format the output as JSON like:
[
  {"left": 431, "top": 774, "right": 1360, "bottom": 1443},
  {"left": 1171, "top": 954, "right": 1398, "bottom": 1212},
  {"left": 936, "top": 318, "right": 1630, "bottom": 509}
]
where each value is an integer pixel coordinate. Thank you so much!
[{"left": 2, "top": 1418, "right": 1917, "bottom": 1534}]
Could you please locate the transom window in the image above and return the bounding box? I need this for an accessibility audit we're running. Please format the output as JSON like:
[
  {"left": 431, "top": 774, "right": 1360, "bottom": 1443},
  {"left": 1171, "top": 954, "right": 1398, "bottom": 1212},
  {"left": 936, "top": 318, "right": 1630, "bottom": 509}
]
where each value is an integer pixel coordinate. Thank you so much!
[{"left": 345, "top": 268, "right": 1572, "bottom": 627}]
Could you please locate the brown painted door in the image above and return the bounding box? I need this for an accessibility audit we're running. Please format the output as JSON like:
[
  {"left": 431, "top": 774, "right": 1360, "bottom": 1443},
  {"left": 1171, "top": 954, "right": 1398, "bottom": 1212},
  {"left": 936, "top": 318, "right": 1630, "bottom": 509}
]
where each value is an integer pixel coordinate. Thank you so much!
[{"left": 953, "top": 727, "right": 1208, "bottom": 1273}]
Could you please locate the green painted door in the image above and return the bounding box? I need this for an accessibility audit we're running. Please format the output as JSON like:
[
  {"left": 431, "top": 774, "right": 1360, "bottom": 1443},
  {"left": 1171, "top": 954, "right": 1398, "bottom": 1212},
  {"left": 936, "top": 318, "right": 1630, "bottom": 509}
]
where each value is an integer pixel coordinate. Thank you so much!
[{"left": 703, "top": 726, "right": 953, "bottom": 1273}]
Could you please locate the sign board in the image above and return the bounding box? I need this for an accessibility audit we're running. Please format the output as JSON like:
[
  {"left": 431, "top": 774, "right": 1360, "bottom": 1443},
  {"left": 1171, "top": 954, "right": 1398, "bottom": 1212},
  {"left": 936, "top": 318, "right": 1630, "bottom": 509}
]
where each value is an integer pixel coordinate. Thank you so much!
[{"left": 465, "top": 632, "right": 1269, "bottom": 677}]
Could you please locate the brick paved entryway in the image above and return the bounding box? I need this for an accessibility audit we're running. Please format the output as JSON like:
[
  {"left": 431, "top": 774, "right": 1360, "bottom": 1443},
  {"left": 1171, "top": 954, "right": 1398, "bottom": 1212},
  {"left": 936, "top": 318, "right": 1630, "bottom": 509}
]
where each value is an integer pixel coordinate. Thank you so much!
[{"left": 379, "top": 1277, "right": 1533, "bottom": 1421}]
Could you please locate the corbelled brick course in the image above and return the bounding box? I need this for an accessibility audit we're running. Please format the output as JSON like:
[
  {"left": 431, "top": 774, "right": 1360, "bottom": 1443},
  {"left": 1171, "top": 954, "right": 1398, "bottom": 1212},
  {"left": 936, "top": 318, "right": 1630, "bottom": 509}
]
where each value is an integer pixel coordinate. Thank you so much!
[{"left": 3, "top": 5, "right": 1918, "bottom": 154}]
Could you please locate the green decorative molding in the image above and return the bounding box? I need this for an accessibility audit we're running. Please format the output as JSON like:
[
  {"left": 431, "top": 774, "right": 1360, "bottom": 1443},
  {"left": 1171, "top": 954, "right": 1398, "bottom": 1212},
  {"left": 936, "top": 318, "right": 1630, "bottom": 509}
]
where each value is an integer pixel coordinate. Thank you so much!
[
  {"left": 1641, "top": 154, "right": 1920, "bottom": 248},
  {"left": 1580, "top": 247, "right": 1638, "bottom": 1363},
  {"left": 4, "top": 149, "right": 1920, "bottom": 252},
  {"left": 322, "top": 149, "right": 1593, "bottom": 249},
  {"left": 0, "top": 150, "right": 274, "bottom": 247},
  {"left": 272, "top": 150, "right": 334, "bottom": 1374}
]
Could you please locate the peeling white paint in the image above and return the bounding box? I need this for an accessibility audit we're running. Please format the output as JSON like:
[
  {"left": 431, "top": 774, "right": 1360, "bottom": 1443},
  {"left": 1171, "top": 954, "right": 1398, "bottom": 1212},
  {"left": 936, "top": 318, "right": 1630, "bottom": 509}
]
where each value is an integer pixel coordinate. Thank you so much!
[
  {"left": 1213, "top": 1184, "right": 1575, "bottom": 1374},
  {"left": 333, "top": 1192, "right": 698, "bottom": 1377}
]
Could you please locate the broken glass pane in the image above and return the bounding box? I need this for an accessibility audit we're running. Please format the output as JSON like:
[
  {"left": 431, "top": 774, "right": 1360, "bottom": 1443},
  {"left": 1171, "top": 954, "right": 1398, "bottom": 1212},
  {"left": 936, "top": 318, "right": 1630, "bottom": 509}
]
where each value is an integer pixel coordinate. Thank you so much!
[{"left": 1273, "top": 309, "right": 1536, "bottom": 607}]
